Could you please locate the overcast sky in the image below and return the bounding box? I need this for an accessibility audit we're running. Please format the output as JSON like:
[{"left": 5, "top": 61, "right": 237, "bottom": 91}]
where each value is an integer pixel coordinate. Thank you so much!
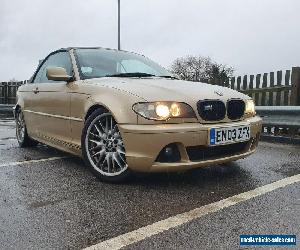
[{"left": 1, "top": 0, "right": 300, "bottom": 81}]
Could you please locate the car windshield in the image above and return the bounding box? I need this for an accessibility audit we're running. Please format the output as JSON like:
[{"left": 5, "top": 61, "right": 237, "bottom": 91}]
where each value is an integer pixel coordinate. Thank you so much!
[{"left": 75, "top": 48, "right": 173, "bottom": 79}]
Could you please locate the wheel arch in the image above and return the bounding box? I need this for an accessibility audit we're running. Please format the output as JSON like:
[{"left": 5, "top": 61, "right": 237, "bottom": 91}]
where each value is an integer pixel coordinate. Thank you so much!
[
  {"left": 85, "top": 104, "right": 109, "bottom": 122},
  {"left": 84, "top": 89, "right": 140, "bottom": 124},
  {"left": 13, "top": 104, "right": 22, "bottom": 119},
  {"left": 84, "top": 103, "right": 123, "bottom": 125},
  {"left": 15, "top": 104, "right": 21, "bottom": 111}
]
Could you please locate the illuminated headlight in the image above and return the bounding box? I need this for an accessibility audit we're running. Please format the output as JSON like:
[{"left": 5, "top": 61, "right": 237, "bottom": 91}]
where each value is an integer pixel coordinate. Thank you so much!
[
  {"left": 245, "top": 99, "right": 256, "bottom": 115},
  {"left": 132, "top": 102, "right": 196, "bottom": 120},
  {"left": 155, "top": 104, "right": 170, "bottom": 119}
]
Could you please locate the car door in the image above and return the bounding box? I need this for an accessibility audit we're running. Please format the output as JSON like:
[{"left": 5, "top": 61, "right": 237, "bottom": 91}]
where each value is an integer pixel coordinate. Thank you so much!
[{"left": 28, "top": 51, "right": 73, "bottom": 146}]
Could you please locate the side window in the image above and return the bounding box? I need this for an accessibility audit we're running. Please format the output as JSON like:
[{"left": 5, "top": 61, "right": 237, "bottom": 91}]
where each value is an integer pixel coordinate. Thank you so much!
[
  {"left": 34, "top": 52, "right": 72, "bottom": 83},
  {"left": 33, "top": 63, "right": 45, "bottom": 83}
]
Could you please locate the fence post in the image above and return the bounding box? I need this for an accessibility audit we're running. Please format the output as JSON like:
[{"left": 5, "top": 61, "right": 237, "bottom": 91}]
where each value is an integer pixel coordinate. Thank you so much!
[
  {"left": 284, "top": 70, "right": 291, "bottom": 105},
  {"left": 4, "top": 82, "right": 8, "bottom": 104},
  {"left": 0, "top": 82, "right": 3, "bottom": 104},
  {"left": 290, "top": 67, "right": 300, "bottom": 106},
  {"left": 236, "top": 76, "right": 241, "bottom": 90},
  {"left": 249, "top": 75, "right": 254, "bottom": 99},
  {"left": 255, "top": 74, "right": 261, "bottom": 105},
  {"left": 261, "top": 73, "right": 268, "bottom": 106},
  {"left": 242, "top": 75, "right": 248, "bottom": 90},
  {"left": 230, "top": 77, "right": 235, "bottom": 89},
  {"left": 269, "top": 72, "right": 274, "bottom": 106}
]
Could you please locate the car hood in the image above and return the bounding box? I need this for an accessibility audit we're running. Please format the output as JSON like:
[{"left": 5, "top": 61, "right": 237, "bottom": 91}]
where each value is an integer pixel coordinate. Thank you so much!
[{"left": 85, "top": 77, "right": 249, "bottom": 103}]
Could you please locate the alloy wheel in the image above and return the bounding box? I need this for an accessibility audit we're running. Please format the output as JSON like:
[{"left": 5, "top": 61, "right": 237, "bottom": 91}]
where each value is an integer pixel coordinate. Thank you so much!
[
  {"left": 16, "top": 111, "right": 25, "bottom": 143},
  {"left": 85, "top": 113, "right": 128, "bottom": 176}
]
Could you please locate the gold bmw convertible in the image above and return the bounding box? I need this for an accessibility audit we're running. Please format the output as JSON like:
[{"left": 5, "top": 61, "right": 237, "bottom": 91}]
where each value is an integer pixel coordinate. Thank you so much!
[{"left": 14, "top": 47, "right": 262, "bottom": 182}]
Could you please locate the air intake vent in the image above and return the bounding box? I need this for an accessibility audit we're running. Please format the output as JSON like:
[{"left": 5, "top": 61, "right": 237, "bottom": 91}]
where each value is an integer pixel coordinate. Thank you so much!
[
  {"left": 197, "top": 100, "right": 226, "bottom": 121},
  {"left": 227, "top": 99, "right": 245, "bottom": 120},
  {"left": 186, "top": 141, "right": 249, "bottom": 161}
]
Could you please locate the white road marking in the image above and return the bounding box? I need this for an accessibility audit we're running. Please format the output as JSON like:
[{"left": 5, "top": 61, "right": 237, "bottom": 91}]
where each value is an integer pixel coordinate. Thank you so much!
[
  {"left": 0, "top": 122, "right": 15, "bottom": 127},
  {"left": 0, "top": 138, "right": 16, "bottom": 141},
  {"left": 84, "top": 174, "right": 300, "bottom": 250},
  {"left": 0, "top": 156, "right": 68, "bottom": 168}
]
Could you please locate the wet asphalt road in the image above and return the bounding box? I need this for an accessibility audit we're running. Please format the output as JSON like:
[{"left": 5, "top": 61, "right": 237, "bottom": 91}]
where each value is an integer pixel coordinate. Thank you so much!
[{"left": 0, "top": 118, "right": 299, "bottom": 250}]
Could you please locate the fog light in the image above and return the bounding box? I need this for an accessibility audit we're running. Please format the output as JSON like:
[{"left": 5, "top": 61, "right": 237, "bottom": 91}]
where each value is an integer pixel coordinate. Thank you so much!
[{"left": 155, "top": 143, "right": 181, "bottom": 163}]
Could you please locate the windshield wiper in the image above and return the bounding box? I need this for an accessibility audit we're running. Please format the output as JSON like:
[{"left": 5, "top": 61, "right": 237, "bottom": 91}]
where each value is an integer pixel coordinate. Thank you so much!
[
  {"left": 159, "top": 75, "right": 179, "bottom": 80},
  {"left": 105, "top": 72, "right": 155, "bottom": 78}
]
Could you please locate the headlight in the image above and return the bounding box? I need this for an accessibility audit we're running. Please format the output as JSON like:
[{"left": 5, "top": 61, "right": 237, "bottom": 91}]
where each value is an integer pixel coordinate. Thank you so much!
[
  {"left": 245, "top": 99, "right": 256, "bottom": 115},
  {"left": 132, "top": 102, "right": 196, "bottom": 120}
]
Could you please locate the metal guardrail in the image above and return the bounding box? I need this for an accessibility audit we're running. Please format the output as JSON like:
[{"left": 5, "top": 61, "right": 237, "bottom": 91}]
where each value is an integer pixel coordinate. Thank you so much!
[
  {"left": 256, "top": 106, "right": 300, "bottom": 128},
  {"left": 256, "top": 106, "right": 300, "bottom": 144}
]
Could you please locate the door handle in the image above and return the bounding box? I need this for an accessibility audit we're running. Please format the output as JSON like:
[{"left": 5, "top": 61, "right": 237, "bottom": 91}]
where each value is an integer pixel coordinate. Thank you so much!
[{"left": 33, "top": 88, "right": 39, "bottom": 94}]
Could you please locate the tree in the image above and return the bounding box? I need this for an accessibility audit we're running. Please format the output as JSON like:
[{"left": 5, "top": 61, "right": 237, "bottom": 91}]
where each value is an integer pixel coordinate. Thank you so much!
[
  {"left": 171, "top": 55, "right": 234, "bottom": 86},
  {"left": 9, "top": 78, "right": 18, "bottom": 82}
]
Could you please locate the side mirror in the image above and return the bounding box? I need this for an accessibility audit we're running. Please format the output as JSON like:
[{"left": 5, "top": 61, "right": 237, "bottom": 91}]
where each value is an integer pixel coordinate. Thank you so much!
[{"left": 46, "top": 67, "right": 73, "bottom": 82}]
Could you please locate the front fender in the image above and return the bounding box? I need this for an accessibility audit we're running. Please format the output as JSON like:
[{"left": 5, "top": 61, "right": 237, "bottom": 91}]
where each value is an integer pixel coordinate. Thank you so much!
[{"left": 85, "top": 87, "right": 143, "bottom": 124}]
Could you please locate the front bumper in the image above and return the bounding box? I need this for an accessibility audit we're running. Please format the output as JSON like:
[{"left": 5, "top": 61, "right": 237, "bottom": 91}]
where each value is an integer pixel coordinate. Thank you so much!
[{"left": 119, "top": 116, "right": 262, "bottom": 172}]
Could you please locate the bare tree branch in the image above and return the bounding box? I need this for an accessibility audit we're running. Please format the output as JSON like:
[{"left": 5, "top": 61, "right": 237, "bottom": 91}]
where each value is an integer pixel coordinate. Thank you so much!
[{"left": 170, "top": 55, "right": 234, "bottom": 86}]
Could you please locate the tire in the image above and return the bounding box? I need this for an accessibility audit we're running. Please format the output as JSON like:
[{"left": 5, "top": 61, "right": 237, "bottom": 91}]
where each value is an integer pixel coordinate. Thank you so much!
[
  {"left": 82, "top": 109, "right": 132, "bottom": 182},
  {"left": 15, "top": 109, "right": 38, "bottom": 147}
]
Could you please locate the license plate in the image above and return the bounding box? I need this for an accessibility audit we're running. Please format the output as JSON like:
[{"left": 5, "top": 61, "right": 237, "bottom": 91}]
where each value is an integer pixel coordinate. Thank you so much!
[{"left": 210, "top": 125, "right": 250, "bottom": 145}]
